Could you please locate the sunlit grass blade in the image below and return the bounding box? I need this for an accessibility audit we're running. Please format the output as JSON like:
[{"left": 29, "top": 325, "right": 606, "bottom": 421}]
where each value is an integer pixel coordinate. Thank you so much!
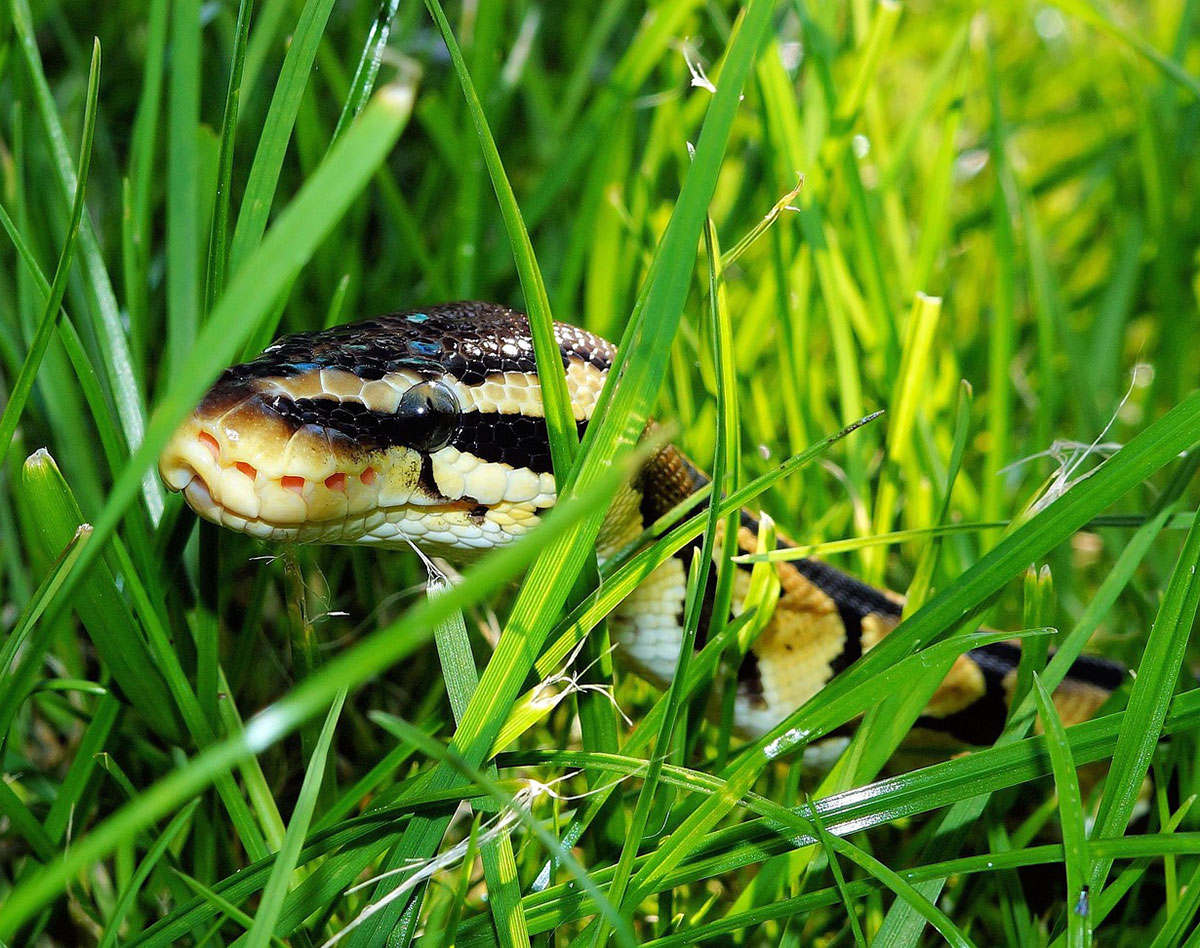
[
  {"left": 423, "top": 558, "right": 528, "bottom": 948},
  {"left": 245, "top": 688, "right": 347, "bottom": 948}
]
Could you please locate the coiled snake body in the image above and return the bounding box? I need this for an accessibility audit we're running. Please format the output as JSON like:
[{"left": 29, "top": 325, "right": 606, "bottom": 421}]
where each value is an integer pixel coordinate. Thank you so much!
[{"left": 159, "top": 302, "right": 1124, "bottom": 741}]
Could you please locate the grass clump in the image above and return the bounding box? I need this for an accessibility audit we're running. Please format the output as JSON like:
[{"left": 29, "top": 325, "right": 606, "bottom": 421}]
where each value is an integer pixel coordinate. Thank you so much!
[{"left": 2, "top": 1, "right": 1200, "bottom": 945}]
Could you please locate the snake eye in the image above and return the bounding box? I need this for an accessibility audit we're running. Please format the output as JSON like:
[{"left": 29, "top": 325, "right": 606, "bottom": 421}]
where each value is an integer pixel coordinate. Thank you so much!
[{"left": 397, "top": 380, "right": 461, "bottom": 452}]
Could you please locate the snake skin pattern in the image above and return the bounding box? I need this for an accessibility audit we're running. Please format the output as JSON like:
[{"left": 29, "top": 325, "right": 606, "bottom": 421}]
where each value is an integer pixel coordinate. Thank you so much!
[{"left": 159, "top": 302, "right": 1125, "bottom": 740}]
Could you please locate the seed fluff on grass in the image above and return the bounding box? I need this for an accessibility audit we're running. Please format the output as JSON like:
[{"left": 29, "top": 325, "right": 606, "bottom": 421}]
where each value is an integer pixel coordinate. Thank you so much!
[{"left": 321, "top": 771, "right": 634, "bottom": 948}]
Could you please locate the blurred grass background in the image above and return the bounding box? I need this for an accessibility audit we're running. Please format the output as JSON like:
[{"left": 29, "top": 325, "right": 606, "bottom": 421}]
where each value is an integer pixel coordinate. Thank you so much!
[{"left": 2, "top": 0, "right": 1200, "bottom": 944}]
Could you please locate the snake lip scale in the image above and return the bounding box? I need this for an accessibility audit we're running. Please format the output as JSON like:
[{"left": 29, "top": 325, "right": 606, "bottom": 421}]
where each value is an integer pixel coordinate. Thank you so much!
[{"left": 160, "top": 301, "right": 1125, "bottom": 742}]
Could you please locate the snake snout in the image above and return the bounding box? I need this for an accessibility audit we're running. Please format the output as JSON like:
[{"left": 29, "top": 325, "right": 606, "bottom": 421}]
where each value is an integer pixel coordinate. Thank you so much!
[{"left": 158, "top": 412, "right": 264, "bottom": 524}]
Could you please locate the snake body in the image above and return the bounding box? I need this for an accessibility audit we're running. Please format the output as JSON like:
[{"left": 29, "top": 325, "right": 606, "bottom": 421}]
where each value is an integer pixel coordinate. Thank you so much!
[{"left": 159, "top": 301, "right": 1124, "bottom": 741}]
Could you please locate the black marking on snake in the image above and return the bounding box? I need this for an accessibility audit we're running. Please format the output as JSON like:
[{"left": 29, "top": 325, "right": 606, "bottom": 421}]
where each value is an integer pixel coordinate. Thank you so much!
[
  {"left": 454, "top": 412, "right": 589, "bottom": 473},
  {"left": 221, "top": 302, "right": 615, "bottom": 388},
  {"left": 263, "top": 395, "right": 587, "bottom": 474},
  {"left": 737, "top": 652, "right": 768, "bottom": 709},
  {"left": 734, "top": 506, "right": 896, "bottom": 676},
  {"left": 916, "top": 644, "right": 1014, "bottom": 744},
  {"left": 418, "top": 454, "right": 447, "bottom": 500}
]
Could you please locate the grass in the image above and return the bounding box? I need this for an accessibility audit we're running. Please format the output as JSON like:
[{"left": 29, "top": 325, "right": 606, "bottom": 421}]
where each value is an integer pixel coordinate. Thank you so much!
[{"left": 1, "top": 0, "right": 1199, "bottom": 945}]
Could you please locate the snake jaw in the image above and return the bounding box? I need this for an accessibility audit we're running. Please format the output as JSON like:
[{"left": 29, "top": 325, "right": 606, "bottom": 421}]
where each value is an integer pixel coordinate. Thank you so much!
[
  {"left": 158, "top": 399, "right": 425, "bottom": 538},
  {"left": 158, "top": 403, "right": 547, "bottom": 553}
]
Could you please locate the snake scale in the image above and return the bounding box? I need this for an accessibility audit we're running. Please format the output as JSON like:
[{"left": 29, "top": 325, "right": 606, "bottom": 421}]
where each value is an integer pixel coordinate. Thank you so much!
[{"left": 159, "top": 301, "right": 1125, "bottom": 744}]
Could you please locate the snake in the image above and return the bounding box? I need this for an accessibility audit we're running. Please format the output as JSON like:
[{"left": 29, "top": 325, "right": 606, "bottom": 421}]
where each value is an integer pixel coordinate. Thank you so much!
[{"left": 158, "top": 301, "right": 1126, "bottom": 743}]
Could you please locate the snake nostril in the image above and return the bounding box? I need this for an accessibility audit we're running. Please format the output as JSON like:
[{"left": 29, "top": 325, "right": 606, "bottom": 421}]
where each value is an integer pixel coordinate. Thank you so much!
[
  {"left": 236, "top": 461, "right": 257, "bottom": 480},
  {"left": 325, "top": 473, "right": 346, "bottom": 491},
  {"left": 360, "top": 467, "right": 376, "bottom": 486},
  {"left": 281, "top": 475, "right": 306, "bottom": 494},
  {"left": 198, "top": 431, "right": 220, "bottom": 463}
]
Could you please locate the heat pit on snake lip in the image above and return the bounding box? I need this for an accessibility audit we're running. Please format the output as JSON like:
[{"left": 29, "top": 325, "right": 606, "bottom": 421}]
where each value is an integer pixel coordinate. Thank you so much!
[
  {"left": 198, "top": 430, "right": 220, "bottom": 462},
  {"left": 281, "top": 475, "right": 306, "bottom": 495}
]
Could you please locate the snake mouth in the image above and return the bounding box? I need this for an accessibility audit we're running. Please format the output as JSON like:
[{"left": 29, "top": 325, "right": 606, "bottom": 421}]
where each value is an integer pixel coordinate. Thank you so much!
[
  {"left": 158, "top": 413, "right": 546, "bottom": 551},
  {"left": 159, "top": 418, "right": 397, "bottom": 542}
]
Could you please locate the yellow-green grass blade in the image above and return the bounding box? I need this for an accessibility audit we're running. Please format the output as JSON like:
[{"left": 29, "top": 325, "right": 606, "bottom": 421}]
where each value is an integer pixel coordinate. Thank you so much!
[
  {"left": 1087, "top": 486, "right": 1200, "bottom": 892},
  {"left": 425, "top": 561, "right": 529, "bottom": 948}
]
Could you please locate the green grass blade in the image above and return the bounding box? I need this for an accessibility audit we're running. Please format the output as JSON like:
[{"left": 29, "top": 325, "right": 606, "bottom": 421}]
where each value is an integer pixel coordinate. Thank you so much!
[
  {"left": 1033, "top": 673, "right": 1092, "bottom": 947},
  {"left": 228, "top": 0, "right": 339, "bottom": 279},
  {"left": 245, "top": 687, "right": 347, "bottom": 948},
  {"left": 423, "top": 0, "right": 576, "bottom": 476},
  {"left": 1088, "top": 489, "right": 1200, "bottom": 890},
  {"left": 0, "top": 38, "right": 99, "bottom": 460},
  {"left": 166, "top": 0, "right": 201, "bottom": 375},
  {"left": 95, "top": 800, "right": 200, "bottom": 948},
  {"left": 204, "top": 0, "right": 253, "bottom": 311}
]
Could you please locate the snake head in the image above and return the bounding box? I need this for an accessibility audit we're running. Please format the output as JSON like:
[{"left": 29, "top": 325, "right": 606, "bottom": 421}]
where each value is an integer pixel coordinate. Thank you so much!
[{"left": 158, "top": 302, "right": 612, "bottom": 555}]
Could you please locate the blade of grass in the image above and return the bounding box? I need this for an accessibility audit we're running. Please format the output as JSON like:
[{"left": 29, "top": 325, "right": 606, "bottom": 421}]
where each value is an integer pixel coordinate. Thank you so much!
[
  {"left": 423, "top": 0, "right": 576, "bottom": 476},
  {"left": 0, "top": 39, "right": 99, "bottom": 460},
  {"left": 166, "top": 0, "right": 200, "bottom": 375},
  {"left": 423, "top": 556, "right": 529, "bottom": 948},
  {"left": 204, "top": 0, "right": 253, "bottom": 311},
  {"left": 245, "top": 687, "right": 347, "bottom": 948},
  {"left": 228, "top": 0, "right": 339, "bottom": 280},
  {"left": 96, "top": 800, "right": 201, "bottom": 948},
  {"left": 1088, "top": 486, "right": 1200, "bottom": 892},
  {"left": 1033, "top": 673, "right": 1092, "bottom": 947},
  {"left": 9, "top": 0, "right": 161, "bottom": 521}
]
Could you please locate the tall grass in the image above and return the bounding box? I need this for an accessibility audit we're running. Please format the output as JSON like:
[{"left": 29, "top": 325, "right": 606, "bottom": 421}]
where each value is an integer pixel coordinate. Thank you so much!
[{"left": 1, "top": 1, "right": 1199, "bottom": 945}]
